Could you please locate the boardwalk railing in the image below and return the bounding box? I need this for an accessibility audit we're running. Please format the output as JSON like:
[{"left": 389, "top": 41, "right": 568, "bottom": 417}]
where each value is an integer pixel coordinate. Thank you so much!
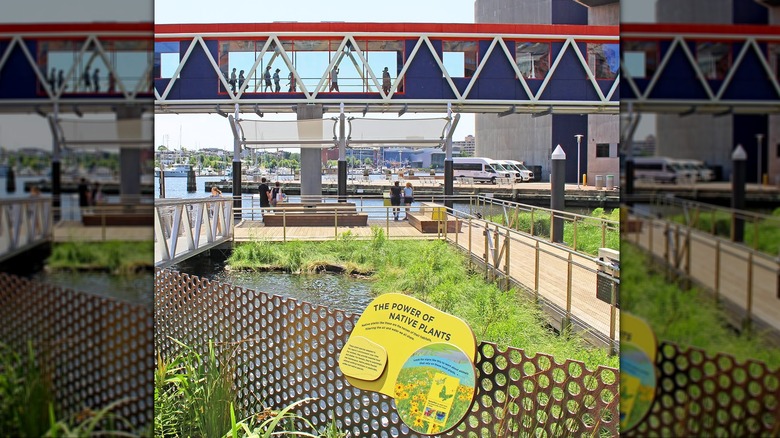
[
  {"left": 0, "top": 197, "right": 52, "bottom": 263},
  {"left": 154, "top": 197, "right": 233, "bottom": 267},
  {"left": 626, "top": 206, "right": 780, "bottom": 336}
]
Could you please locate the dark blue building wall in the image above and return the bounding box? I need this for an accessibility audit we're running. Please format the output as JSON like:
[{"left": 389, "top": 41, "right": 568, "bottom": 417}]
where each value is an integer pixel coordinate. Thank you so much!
[
  {"left": 0, "top": 41, "right": 41, "bottom": 99},
  {"left": 733, "top": 0, "right": 768, "bottom": 24},
  {"left": 552, "top": 114, "right": 588, "bottom": 183},
  {"left": 552, "top": 0, "right": 588, "bottom": 25},
  {"left": 733, "top": 114, "right": 768, "bottom": 184}
]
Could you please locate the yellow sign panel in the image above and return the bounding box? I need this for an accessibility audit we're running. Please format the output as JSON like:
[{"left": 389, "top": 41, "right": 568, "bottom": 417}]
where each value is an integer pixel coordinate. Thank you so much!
[
  {"left": 339, "top": 293, "right": 477, "bottom": 398},
  {"left": 620, "top": 312, "right": 658, "bottom": 432}
]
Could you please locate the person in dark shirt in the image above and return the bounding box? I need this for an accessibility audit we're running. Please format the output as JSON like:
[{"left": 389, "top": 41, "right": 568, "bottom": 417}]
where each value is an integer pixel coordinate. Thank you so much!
[
  {"left": 258, "top": 177, "right": 271, "bottom": 219},
  {"left": 389, "top": 180, "right": 402, "bottom": 221},
  {"left": 264, "top": 66, "right": 272, "bottom": 92},
  {"left": 273, "top": 68, "right": 281, "bottom": 92},
  {"left": 77, "top": 178, "right": 90, "bottom": 208}
]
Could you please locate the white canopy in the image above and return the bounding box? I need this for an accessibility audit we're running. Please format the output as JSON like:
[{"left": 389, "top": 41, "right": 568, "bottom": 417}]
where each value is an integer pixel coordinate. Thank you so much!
[
  {"left": 50, "top": 116, "right": 153, "bottom": 149},
  {"left": 236, "top": 116, "right": 450, "bottom": 149}
]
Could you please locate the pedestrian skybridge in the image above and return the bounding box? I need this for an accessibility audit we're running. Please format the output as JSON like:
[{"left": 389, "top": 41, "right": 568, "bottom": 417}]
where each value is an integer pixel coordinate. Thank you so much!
[
  {"left": 621, "top": 23, "right": 780, "bottom": 114},
  {"left": 154, "top": 22, "right": 619, "bottom": 115}
]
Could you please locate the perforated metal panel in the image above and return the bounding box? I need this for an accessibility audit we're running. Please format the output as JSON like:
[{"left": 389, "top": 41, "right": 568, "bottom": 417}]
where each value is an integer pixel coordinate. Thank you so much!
[
  {"left": 155, "top": 268, "right": 619, "bottom": 437},
  {"left": 0, "top": 273, "right": 153, "bottom": 430},
  {"left": 626, "top": 342, "right": 780, "bottom": 437}
]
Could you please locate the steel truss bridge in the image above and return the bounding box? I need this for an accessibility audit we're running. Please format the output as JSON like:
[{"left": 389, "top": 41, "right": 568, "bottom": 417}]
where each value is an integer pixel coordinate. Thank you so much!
[{"left": 153, "top": 22, "right": 619, "bottom": 115}]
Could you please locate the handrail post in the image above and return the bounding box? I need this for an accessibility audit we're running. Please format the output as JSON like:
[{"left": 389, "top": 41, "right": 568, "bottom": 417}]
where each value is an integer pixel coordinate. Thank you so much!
[
  {"left": 334, "top": 208, "right": 338, "bottom": 240},
  {"left": 744, "top": 251, "right": 753, "bottom": 333},
  {"left": 283, "top": 208, "right": 287, "bottom": 242},
  {"left": 609, "top": 278, "right": 617, "bottom": 355},
  {"left": 468, "top": 218, "right": 472, "bottom": 270},
  {"left": 601, "top": 221, "right": 606, "bottom": 248},
  {"left": 714, "top": 239, "right": 720, "bottom": 301},
  {"left": 564, "top": 252, "right": 573, "bottom": 332},
  {"left": 504, "top": 232, "right": 510, "bottom": 291},
  {"left": 573, "top": 218, "right": 578, "bottom": 251},
  {"left": 386, "top": 206, "right": 389, "bottom": 239},
  {"left": 530, "top": 209, "right": 535, "bottom": 235},
  {"left": 534, "top": 240, "right": 540, "bottom": 303}
]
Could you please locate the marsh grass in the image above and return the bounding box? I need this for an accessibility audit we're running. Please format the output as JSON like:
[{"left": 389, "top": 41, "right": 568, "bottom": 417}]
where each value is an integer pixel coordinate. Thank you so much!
[
  {"left": 487, "top": 208, "right": 620, "bottom": 256},
  {"left": 668, "top": 207, "right": 780, "bottom": 256},
  {"left": 0, "top": 341, "right": 53, "bottom": 438},
  {"left": 229, "top": 228, "right": 617, "bottom": 369},
  {"left": 622, "top": 242, "right": 780, "bottom": 368},
  {"left": 45, "top": 398, "right": 137, "bottom": 437},
  {"left": 46, "top": 241, "right": 154, "bottom": 274}
]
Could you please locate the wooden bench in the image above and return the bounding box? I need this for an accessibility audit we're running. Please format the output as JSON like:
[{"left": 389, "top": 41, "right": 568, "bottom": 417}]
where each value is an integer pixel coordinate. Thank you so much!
[
  {"left": 407, "top": 202, "right": 461, "bottom": 233},
  {"left": 82, "top": 206, "right": 153, "bottom": 227},
  {"left": 262, "top": 202, "right": 368, "bottom": 227}
]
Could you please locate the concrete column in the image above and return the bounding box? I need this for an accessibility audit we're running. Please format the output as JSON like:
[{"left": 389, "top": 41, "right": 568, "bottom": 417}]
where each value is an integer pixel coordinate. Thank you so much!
[
  {"left": 338, "top": 107, "right": 347, "bottom": 202},
  {"left": 732, "top": 145, "right": 747, "bottom": 242},
  {"left": 5, "top": 167, "right": 14, "bottom": 193},
  {"left": 551, "top": 145, "right": 566, "bottom": 243},
  {"left": 115, "top": 105, "right": 145, "bottom": 203},
  {"left": 297, "top": 104, "right": 323, "bottom": 199}
]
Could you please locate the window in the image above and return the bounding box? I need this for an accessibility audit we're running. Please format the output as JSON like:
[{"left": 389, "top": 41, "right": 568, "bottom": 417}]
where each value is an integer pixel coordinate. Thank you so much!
[
  {"left": 154, "top": 41, "right": 180, "bottom": 79},
  {"left": 622, "top": 40, "right": 658, "bottom": 79},
  {"left": 588, "top": 43, "right": 619, "bottom": 80},
  {"left": 515, "top": 42, "right": 550, "bottom": 79},
  {"left": 696, "top": 42, "right": 730, "bottom": 80},
  {"left": 596, "top": 143, "right": 611, "bottom": 158},
  {"left": 442, "top": 41, "right": 478, "bottom": 78}
]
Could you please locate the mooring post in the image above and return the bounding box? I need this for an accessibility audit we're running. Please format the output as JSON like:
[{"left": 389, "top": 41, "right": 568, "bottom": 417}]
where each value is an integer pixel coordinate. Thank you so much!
[
  {"left": 550, "top": 145, "right": 566, "bottom": 243},
  {"left": 732, "top": 145, "right": 746, "bottom": 243}
]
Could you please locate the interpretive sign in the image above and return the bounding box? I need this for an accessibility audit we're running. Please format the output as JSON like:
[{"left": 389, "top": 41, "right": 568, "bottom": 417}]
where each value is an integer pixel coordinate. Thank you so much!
[
  {"left": 339, "top": 293, "right": 477, "bottom": 434},
  {"left": 620, "top": 312, "right": 658, "bottom": 432}
]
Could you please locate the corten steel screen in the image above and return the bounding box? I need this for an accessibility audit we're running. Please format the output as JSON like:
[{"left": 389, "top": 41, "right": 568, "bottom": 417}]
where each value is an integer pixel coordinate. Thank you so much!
[
  {"left": 155, "top": 269, "right": 619, "bottom": 437},
  {"left": 0, "top": 273, "right": 154, "bottom": 430}
]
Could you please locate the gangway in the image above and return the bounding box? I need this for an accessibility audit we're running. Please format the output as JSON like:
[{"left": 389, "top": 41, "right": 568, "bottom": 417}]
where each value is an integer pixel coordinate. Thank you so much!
[{"left": 0, "top": 198, "right": 52, "bottom": 264}]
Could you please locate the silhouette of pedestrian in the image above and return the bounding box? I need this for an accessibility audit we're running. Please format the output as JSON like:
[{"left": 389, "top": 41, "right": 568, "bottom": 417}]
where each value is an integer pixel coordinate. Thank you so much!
[
  {"left": 238, "top": 70, "right": 245, "bottom": 91},
  {"left": 82, "top": 68, "right": 91, "bottom": 91},
  {"left": 329, "top": 67, "right": 339, "bottom": 92},
  {"left": 273, "top": 68, "right": 281, "bottom": 92},
  {"left": 230, "top": 67, "right": 237, "bottom": 93},
  {"left": 93, "top": 68, "right": 100, "bottom": 92},
  {"left": 287, "top": 71, "right": 296, "bottom": 92},
  {"left": 48, "top": 68, "right": 56, "bottom": 92},
  {"left": 264, "top": 66, "right": 272, "bottom": 92},
  {"left": 382, "top": 67, "right": 391, "bottom": 95},
  {"left": 57, "top": 69, "right": 64, "bottom": 92}
]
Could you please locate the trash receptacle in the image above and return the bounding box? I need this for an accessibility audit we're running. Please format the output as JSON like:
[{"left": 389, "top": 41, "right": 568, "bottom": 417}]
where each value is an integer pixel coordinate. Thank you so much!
[
  {"left": 595, "top": 175, "right": 604, "bottom": 189},
  {"left": 596, "top": 248, "right": 620, "bottom": 308},
  {"left": 606, "top": 175, "right": 614, "bottom": 189},
  {"left": 383, "top": 191, "right": 391, "bottom": 206}
]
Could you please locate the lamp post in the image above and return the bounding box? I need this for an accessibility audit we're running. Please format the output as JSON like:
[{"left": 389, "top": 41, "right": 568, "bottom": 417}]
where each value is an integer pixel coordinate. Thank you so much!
[
  {"left": 755, "top": 133, "right": 764, "bottom": 184},
  {"left": 575, "top": 134, "right": 583, "bottom": 189}
]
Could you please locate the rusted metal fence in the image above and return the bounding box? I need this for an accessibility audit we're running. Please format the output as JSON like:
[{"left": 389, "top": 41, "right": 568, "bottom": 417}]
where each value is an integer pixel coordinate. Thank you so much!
[{"left": 155, "top": 269, "right": 619, "bottom": 437}]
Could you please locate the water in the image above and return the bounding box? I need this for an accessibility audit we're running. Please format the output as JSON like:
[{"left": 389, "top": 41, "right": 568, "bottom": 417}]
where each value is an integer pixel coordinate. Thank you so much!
[
  {"left": 173, "top": 251, "right": 372, "bottom": 313},
  {"left": 30, "top": 270, "right": 154, "bottom": 306}
]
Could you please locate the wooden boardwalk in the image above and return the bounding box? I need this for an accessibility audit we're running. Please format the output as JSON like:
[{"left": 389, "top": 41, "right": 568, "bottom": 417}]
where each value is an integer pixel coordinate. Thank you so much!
[
  {"left": 627, "top": 214, "right": 780, "bottom": 336},
  {"left": 54, "top": 221, "right": 152, "bottom": 242},
  {"left": 233, "top": 216, "right": 618, "bottom": 347}
]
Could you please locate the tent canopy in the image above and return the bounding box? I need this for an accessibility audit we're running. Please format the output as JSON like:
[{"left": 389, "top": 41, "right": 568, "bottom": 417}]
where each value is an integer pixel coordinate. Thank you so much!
[{"left": 50, "top": 115, "right": 153, "bottom": 149}]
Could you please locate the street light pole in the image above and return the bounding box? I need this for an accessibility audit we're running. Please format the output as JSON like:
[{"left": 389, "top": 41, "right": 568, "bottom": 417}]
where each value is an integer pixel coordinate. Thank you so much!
[
  {"left": 756, "top": 133, "right": 764, "bottom": 184},
  {"left": 575, "top": 134, "right": 583, "bottom": 189}
]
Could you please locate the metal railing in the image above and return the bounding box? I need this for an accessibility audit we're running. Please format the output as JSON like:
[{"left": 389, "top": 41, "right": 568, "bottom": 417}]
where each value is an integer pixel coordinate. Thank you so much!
[
  {"left": 155, "top": 197, "right": 234, "bottom": 267},
  {"left": 626, "top": 206, "right": 780, "bottom": 335},
  {"left": 0, "top": 197, "right": 52, "bottom": 263}
]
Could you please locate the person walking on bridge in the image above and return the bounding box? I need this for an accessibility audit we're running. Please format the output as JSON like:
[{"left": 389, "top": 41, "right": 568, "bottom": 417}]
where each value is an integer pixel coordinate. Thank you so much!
[
  {"left": 382, "top": 67, "right": 391, "bottom": 95},
  {"left": 329, "top": 67, "right": 339, "bottom": 92},
  {"left": 264, "top": 66, "right": 273, "bottom": 92},
  {"left": 273, "top": 68, "right": 281, "bottom": 92}
]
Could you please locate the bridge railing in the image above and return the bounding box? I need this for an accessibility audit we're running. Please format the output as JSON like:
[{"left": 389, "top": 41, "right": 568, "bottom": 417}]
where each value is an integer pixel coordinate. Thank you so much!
[
  {"left": 625, "top": 206, "right": 780, "bottom": 336},
  {"left": 154, "top": 197, "right": 234, "bottom": 267},
  {"left": 649, "top": 195, "right": 780, "bottom": 256},
  {"left": 0, "top": 197, "right": 52, "bottom": 263}
]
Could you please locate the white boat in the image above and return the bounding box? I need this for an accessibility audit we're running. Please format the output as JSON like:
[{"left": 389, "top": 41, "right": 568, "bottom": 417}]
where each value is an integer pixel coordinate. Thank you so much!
[{"left": 160, "top": 164, "right": 191, "bottom": 177}]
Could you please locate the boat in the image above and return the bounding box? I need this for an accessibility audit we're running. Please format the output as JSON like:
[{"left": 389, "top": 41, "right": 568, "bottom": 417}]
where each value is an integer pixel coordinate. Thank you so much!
[{"left": 159, "top": 163, "right": 192, "bottom": 177}]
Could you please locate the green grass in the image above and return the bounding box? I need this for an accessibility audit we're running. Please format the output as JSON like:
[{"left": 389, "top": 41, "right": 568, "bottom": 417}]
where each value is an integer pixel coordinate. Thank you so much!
[
  {"left": 486, "top": 208, "right": 620, "bottom": 256},
  {"left": 0, "top": 341, "right": 53, "bottom": 438},
  {"left": 228, "top": 228, "right": 618, "bottom": 370},
  {"left": 46, "top": 241, "right": 153, "bottom": 274},
  {"left": 621, "top": 242, "right": 780, "bottom": 368},
  {"left": 668, "top": 206, "right": 780, "bottom": 256}
]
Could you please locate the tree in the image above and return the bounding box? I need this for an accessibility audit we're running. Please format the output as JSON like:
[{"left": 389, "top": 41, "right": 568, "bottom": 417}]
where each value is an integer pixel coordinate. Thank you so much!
[{"left": 363, "top": 157, "right": 373, "bottom": 167}]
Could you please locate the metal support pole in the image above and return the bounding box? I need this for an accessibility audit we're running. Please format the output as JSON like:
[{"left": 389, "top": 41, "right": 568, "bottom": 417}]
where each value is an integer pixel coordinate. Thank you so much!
[
  {"left": 575, "top": 134, "right": 583, "bottom": 189},
  {"left": 732, "top": 145, "right": 747, "bottom": 243},
  {"left": 338, "top": 103, "right": 347, "bottom": 202},
  {"left": 229, "top": 113, "right": 243, "bottom": 221},
  {"left": 444, "top": 107, "right": 459, "bottom": 210},
  {"left": 756, "top": 133, "right": 764, "bottom": 184},
  {"left": 551, "top": 145, "right": 566, "bottom": 243}
]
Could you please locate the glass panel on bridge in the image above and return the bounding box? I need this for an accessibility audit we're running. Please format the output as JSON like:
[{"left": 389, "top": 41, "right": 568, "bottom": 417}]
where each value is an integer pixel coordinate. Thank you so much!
[
  {"left": 360, "top": 40, "right": 403, "bottom": 94},
  {"left": 515, "top": 41, "right": 551, "bottom": 80},
  {"left": 696, "top": 41, "right": 731, "bottom": 80},
  {"left": 38, "top": 39, "right": 88, "bottom": 94},
  {"left": 588, "top": 43, "right": 619, "bottom": 80},
  {"left": 154, "top": 41, "right": 180, "bottom": 79},
  {"left": 622, "top": 40, "right": 658, "bottom": 79},
  {"left": 442, "top": 40, "right": 478, "bottom": 78},
  {"left": 100, "top": 40, "right": 153, "bottom": 94}
]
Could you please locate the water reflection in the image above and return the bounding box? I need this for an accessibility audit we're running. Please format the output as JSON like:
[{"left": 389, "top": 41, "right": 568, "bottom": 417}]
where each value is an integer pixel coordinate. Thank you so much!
[{"left": 30, "top": 270, "right": 153, "bottom": 306}]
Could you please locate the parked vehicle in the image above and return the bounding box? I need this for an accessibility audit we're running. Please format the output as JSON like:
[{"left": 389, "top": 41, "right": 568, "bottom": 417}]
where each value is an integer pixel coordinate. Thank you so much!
[
  {"left": 500, "top": 160, "right": 534, "bottom": 182},
  {"left": 632, "top": 156, "right": 697, "bottom": 184},
  {"left": 678, "top": 159, "right": 715, "bottom": 182},
  {"left": 452, "top": 157, "right": 514, "bottom": 184}
]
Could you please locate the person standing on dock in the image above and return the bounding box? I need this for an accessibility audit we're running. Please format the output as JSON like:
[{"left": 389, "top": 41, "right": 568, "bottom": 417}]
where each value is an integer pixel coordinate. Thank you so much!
[
  {"left": 77, "top": 178, "right": 90, "bottom": 208},
  {"left": 270, "top": 181, "right": 283, "bottom": 209},
  {"left": 402, "top": 182, "right": 414, "bottom": 220},
  {"left": 390, "top": 180, "right": 402, "bottom": 221},
  {"left": 258, "top": 177, "right": 271, "bottom": 220}
]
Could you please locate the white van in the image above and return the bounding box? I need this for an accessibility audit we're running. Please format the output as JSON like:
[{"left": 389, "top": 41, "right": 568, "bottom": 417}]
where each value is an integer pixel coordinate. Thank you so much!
[
  {"left": 633, "top": 157, "right": 697, "bottom": 184},
  {"left": 501, "top": 160, "right": 534, "bottom": 182},
  {"left": 679, "top": 159, "right": 715, "bottom": 182},
  {"left": 453, "top": 157, "right": 515, "bottom": 184}
]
